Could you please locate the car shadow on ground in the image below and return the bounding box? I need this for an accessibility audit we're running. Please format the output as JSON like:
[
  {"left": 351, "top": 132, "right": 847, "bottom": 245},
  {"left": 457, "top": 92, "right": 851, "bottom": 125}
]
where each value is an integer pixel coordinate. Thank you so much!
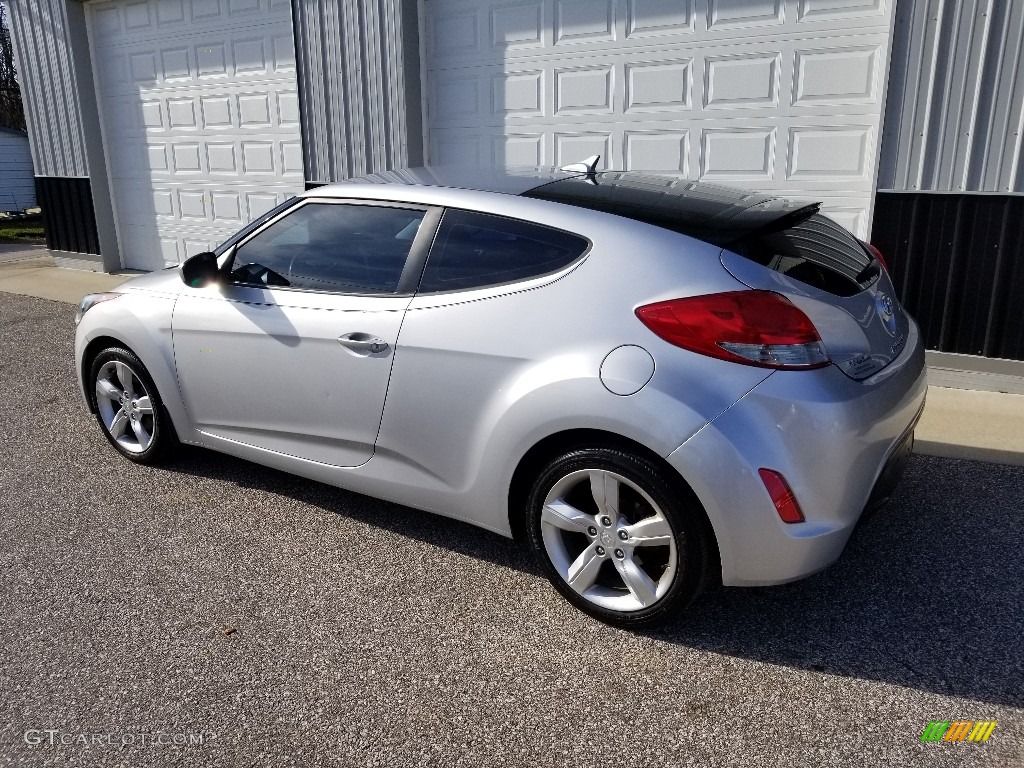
[
  {"left": 657, "top": 455, "right": 1024, "bottom": 708},
  {"left": 167, "top": 445, "right": 541, "bottom": 575},
  {"left": 168, "top": 448, "right": 1023, "bottom": 708}
]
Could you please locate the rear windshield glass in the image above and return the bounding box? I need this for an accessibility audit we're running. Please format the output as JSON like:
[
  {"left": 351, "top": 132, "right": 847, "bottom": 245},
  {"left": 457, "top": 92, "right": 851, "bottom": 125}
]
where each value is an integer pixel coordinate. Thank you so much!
[
  {"left": 524, "top": 173, "right": 876, "bottom": 297},
  {"left": 733, "top": 213, "right": 874, "bottom": 297}
]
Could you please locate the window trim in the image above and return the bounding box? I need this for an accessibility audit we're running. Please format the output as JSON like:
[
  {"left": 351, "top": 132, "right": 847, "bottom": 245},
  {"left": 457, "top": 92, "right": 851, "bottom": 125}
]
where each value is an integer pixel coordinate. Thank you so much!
[
  {"left": 414, "top": 207, "right": 592, "bottom": 296},
  {"left": 214, "top": 196, "right": 302, "bottom": 257},
  {"left": 222, "top": 197, "right": 443, "bottom": 297}
]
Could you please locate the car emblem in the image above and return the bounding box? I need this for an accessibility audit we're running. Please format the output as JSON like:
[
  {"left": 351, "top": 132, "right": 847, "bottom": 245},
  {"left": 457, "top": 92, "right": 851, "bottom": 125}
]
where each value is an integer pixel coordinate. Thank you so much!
[{"left": 875, "top": 292, "right": 897, "bottom": 336}]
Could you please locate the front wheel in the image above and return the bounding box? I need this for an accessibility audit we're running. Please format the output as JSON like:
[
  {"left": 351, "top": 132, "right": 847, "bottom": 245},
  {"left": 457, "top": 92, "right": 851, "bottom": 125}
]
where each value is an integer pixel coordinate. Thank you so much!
[
  {"left": 89, "top": 347, "right": 176, "bottom": 465},
  {"left": 526, "top": 448, "right": 711, "bottom": 628}
]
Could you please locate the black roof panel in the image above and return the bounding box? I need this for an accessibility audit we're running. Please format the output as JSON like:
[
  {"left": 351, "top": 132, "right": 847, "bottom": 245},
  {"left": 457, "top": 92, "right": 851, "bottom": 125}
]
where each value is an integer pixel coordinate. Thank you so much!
[{"left": 522, "top": 172, "right": 819, "bottom": 246}]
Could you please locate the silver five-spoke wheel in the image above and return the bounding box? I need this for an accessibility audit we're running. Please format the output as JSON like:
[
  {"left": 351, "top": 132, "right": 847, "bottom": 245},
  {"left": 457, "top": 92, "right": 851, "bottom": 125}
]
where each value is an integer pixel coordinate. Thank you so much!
[
  {"left": 527, "top": 447, "right": 710, "bottom": 627},
  {"left": 90, "top": 347, "right": 174, "bottom": 464},
  {"left": 95, "top": 360, "right": 156, "bottom": 453},
  {"left": 541, "top": 468, "right": 678, "bottom": 612}
]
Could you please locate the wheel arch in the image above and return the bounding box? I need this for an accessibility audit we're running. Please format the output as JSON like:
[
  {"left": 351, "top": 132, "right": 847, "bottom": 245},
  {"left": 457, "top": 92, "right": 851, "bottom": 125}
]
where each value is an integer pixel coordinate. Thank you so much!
[
  {"left": 81, "top": 335, "right": 126, "bottom": 412},
  {"left": 507, "top": 427, "right": 721, "bottom": 582},
  {"left": 77, "top": 322, "right": 194, "bottom": 446}
]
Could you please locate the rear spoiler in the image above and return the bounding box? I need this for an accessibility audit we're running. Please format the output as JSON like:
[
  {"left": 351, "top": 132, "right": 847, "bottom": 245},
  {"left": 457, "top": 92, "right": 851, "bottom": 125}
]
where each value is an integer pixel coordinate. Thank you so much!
[{"left": 723, "top": 202, "right": 821, "bottom": 247}]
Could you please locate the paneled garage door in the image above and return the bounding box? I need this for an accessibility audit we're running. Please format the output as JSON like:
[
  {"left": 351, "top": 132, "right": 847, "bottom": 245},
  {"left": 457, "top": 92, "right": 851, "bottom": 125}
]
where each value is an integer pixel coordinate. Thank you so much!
[
  {"left": 423, "top": 0, "right": 895, "bottom": 237},
  {"left": 87, "top": 0, "right": 303, "bottom": 270}
]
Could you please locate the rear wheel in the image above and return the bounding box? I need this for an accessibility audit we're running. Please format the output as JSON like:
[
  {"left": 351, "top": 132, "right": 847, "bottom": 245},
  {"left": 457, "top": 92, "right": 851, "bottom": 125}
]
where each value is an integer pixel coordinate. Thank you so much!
[
  {"left": 89, "top": 347, "right": 176, "bottom": 464},
  {"left": 526, "top": 447, "right": 710, "bottom": 628}
]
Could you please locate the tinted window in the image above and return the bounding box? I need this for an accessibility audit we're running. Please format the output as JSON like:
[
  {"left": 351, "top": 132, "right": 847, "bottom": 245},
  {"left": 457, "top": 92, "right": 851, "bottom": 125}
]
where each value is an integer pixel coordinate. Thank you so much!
[
  {"left": 734, "top": 213, "right": 873, "bottom": 297},
  {"left": 229, "top": 203, "right": 425, "bottom": 293},
  {"left": 419, "top": 209, "right": 588, "bottom": 293},
  {"left": 215, "top": 196, "right": 300, "bottom": 256}
]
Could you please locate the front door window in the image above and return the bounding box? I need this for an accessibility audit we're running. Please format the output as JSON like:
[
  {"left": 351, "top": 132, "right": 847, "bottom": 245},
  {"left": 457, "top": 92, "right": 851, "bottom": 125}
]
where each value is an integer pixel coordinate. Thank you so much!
[{"left": 229, "top": 202, "right": 426, "bottom": 293}]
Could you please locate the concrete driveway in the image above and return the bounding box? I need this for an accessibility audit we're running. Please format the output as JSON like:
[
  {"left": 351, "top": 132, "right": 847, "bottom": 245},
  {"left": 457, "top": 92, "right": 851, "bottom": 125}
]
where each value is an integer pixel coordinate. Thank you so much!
[{"left": 0, "top": 292, "right": 1020, "bottom": 767}]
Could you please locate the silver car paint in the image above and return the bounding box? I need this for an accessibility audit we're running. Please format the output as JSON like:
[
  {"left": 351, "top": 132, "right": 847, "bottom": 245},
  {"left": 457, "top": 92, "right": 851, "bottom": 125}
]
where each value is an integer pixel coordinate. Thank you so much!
[
  {"left": 371, "top": 244, "right": 773, "bottom": 534},
  {"left": 75, "top": 176, "right": 926, "bottom": 584},
  {"left": 669, "top": 319, "right": 926, "bottom": 585},
  {"left": 172, "top": 283, "right": 409, "bottom": 467},
  {"left": 75, "top": 279, "right": 187, "bottom": 430}
]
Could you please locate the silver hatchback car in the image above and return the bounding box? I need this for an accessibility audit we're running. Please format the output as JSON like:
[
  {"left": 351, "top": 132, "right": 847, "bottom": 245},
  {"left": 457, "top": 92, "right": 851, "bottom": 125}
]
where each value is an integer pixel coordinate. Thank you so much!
[{"left": 74, "top": 166, "right": 926, "bottom": 627}]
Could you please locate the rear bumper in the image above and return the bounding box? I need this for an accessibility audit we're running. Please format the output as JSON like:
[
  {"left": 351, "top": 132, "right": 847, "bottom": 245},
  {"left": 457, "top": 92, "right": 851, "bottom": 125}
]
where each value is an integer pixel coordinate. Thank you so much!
[
  {"left": 864, "top": 424, "right": 917, "bottom": 512},
  {"left": 667, "top": 320, "right": 928, "bottom": 587}
]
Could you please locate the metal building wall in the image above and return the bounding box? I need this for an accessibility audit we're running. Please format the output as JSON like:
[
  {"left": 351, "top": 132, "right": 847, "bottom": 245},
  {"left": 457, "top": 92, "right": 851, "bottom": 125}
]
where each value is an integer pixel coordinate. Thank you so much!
[
  {"left": 7, "top": 0, "right": 113, "bottom": 262},
  {"left": 292, "top": 0, "right": 423, "bottom": 184},
  {"left": 873, "top": 193, "right": 1024, "bottom": 359},
  {"left": 878, "top": 0, "right": 1024, "bottom": 193},
  {"left": 6, "top": 0, "right": 88, "bottom": 178},
  {"left": 873, "top": 0, "right": 1024, "bottom": 362}
]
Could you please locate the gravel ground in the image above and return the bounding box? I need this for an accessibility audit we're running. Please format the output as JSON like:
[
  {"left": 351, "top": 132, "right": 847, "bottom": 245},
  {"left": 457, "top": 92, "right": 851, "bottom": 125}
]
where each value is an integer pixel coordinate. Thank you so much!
[{"left": 0, "top": 291, "right": 1021, "bottom": 768}]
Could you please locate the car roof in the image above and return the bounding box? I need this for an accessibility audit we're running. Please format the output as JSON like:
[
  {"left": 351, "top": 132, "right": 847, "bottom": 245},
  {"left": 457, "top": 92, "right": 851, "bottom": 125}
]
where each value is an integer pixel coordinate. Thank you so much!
[
  {"left": 308, "top": 166, "right": 820, "bottom": 246},
  {"left": 523, "top": 172, "right": 819, "bottom": 246}
]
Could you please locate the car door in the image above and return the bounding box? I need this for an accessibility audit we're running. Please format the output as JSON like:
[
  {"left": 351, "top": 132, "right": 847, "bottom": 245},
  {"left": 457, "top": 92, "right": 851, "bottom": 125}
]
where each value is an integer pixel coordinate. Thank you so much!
[
  {"left": 374, "top": 208, "right": 592, "bottom": 488},
  {"left": 172, "top": 199, "right": 437, "bottom": 467}
]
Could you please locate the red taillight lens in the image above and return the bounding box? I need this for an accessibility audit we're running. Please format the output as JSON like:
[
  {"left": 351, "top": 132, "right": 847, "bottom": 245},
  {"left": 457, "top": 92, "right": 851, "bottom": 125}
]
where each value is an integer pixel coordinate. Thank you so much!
[
  {"left": 865, "top": 242, "right": 889, "bottom": 273},
  {"left": 758, "top": 469, "right": 805, "bottom": 524},
  {"left": 635, "top": 291, "right": 830, "bottom": 369}
]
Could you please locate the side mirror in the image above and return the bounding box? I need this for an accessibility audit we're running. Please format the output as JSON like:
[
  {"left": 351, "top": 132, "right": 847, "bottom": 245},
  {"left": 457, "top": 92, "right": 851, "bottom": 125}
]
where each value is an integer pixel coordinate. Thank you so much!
[{"left": 181, "top": 251, "right": 220, "bottom": 288}]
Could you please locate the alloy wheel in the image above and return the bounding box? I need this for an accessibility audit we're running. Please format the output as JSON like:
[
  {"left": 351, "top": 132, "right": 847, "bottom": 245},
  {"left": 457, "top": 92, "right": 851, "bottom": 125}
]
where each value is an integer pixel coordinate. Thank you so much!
[
  {"left": 94, "top": 360, "right": 156, "bottom": 454},
  {"left": 540, "top": 468, "right": 678, "bottom": 612}
]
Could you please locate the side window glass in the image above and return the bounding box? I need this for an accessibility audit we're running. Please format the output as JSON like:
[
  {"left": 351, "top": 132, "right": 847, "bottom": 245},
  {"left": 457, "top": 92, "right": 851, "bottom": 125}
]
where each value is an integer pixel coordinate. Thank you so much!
[
  {"left": 419, "top": 209, "right": 588, "bottom": 293},
  {"left": 214, "top": 196, "right": 299, "bottom": 256},
  {"left": 229, "top": 203, "right": 425, "bottom": 293}
]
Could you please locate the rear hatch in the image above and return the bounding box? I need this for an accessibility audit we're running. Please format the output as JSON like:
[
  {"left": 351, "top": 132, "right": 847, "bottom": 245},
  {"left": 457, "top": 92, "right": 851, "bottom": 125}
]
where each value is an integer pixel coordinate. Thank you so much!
[
  {"left": 523, "top": 173, "right": 909, "bottom": 380},
  {"left": 719, "top": 209, "right": 909, "bottom": 380}
]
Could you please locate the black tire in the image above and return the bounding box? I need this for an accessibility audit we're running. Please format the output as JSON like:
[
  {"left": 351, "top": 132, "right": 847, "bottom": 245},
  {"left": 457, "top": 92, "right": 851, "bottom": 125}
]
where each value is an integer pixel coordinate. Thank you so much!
[
  {"left": 88, "top": 346, "right": 177, "bottom": 465},
  {"left": 526, "top": 447, "right": 710, "bottom": 628}
]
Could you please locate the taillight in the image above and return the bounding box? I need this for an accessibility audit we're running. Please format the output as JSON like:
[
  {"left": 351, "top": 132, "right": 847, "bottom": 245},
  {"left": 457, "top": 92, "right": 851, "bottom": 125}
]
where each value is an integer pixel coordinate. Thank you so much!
[
  {"left": 758, "top": 469, "right": 805, "bottom": 523},
  {"left": 865, "top": 242, "right": 889, "bottom": 273},
  {"left": 635, "top": 290, "right": 830, "bottom": 369}
]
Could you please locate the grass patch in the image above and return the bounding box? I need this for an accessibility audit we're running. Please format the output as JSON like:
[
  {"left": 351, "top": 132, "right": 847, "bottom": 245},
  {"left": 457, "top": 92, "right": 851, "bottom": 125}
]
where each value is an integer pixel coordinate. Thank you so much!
[{"left": 0, "top": 214, "right": 46, "bottom": 245}]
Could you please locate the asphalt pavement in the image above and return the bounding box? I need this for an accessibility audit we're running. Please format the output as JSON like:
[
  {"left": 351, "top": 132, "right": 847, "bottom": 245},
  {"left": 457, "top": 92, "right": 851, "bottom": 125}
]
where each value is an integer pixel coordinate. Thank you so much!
[{"left": 0, "top": 291, "right": 1021, "bottom": 767}]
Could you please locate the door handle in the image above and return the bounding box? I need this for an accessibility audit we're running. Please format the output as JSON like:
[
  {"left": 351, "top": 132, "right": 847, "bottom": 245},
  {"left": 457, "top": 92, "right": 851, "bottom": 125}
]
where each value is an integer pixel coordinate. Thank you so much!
[{"left": 338, "top": 332, "right": 389, "bottom": 354}]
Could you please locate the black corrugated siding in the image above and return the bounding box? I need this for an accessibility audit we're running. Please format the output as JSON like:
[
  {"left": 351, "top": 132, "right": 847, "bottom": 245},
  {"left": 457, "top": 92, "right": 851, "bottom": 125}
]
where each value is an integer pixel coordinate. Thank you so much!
[
  {"left": 34, "top": 176, "right": 100, "bottom": 255},
  {"left": 872, "top": 192, "right": 1024, "bottom": 361}
]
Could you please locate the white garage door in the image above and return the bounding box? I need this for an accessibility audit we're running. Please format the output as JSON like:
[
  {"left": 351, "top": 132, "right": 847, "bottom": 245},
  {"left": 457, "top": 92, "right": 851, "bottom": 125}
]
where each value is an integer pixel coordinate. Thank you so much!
[
  {"left": 424, "top": 0, "right": 895, "bottom": 237},
  {"left": 87, "top": 0, "right": 303, "bottom": 270}
]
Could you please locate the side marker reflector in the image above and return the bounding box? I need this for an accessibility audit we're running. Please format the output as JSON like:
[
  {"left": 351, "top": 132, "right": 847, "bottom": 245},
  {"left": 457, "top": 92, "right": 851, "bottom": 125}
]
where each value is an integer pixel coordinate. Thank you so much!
[{"left": 758, "top": 469, "right": 805, "bottom": 524}]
